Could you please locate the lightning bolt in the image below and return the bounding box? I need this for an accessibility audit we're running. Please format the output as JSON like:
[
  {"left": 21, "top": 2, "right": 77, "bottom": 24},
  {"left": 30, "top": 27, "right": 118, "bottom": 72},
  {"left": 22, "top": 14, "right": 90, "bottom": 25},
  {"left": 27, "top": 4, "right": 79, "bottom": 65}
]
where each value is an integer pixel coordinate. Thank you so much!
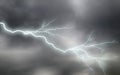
[{"left": 0, "top": 21, "right": 117, "bottom": 75}]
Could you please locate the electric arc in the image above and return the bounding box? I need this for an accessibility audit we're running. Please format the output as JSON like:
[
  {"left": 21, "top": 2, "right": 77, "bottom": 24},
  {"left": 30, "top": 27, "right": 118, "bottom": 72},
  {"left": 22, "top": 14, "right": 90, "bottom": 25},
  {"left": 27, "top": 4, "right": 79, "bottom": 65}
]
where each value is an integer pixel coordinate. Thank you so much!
[{"left": 0, "top": 21, "right": 116, "bottom": 75}]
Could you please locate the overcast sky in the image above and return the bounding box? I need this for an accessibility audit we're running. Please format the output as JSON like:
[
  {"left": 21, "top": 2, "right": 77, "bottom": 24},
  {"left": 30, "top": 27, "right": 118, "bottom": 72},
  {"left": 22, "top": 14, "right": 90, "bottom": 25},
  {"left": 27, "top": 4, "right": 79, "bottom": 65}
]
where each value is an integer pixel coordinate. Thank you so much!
[{"left": 0, "top": 0, "right": 120, "bottom": 75}]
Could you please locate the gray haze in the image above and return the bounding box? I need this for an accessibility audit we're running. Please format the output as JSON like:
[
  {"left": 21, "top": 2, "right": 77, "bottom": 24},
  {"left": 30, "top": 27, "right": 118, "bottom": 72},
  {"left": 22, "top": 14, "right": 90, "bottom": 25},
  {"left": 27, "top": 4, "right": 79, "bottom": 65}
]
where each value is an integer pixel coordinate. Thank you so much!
[{"left": 0, "top": 0, "right": 120, "bottom": 75}]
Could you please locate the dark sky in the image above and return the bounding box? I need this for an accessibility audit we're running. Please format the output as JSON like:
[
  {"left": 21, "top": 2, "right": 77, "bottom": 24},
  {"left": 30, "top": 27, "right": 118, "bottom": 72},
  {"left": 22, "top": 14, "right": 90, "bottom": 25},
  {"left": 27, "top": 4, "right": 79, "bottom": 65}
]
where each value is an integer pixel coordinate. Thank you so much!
[{"left": 0, "top": 0, "right": 120, "bottom": 75}]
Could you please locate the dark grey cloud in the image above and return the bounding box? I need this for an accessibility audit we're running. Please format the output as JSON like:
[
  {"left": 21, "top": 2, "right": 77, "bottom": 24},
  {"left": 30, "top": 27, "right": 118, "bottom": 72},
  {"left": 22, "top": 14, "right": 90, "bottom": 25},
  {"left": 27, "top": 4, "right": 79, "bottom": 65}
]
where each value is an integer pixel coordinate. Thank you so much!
[{"left": 0, "top": 0, "right": 120, "bottom": 75}]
